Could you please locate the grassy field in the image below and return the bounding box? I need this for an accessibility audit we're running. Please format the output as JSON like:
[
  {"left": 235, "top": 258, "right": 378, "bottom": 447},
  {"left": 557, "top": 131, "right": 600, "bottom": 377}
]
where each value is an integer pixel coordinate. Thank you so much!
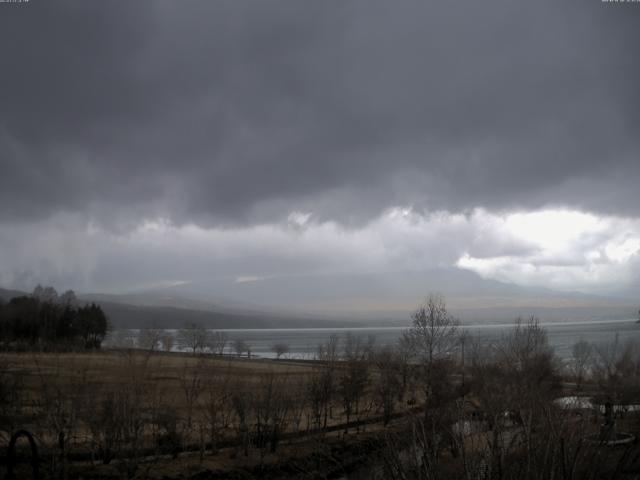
[
  {"left": 5, "top": 341, "right": 639, "bottom": 480},
  {"left": 1, "top": 349, "right": 406, "bottom": 479},
  {"left": 9, "top": 349, "right": 318, "bottom": 401}
]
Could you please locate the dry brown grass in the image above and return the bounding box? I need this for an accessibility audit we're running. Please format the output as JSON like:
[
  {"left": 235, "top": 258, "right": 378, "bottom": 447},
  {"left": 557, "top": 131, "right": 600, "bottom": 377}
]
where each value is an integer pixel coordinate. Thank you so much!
[
  {"left": 1, "top": 349, "right": 409, "bottom": 479},
  {"left": 5, "top": 349, "right": 320, "bottom": 419}
]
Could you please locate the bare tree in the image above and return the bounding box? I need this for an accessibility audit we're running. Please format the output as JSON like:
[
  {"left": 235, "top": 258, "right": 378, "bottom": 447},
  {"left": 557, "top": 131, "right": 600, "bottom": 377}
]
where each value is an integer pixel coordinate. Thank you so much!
[
  {"left": 33, "top": 354, "right": 92, "bottom": 477},
  {"left": 137, "top": 328, "right": 162, "bottom": 351},
  {"left": 591, "top": 335, "right": 640, "bottom": 405},
  {"left": 33, "top": 284, "right": 58, "bottom": 303},
  {"left": 178, "top": 356, "right": 206, "bottom": 449},
  {"left": 314, "top": 335, "right": 340, "bottom": 429},
  {"left": 58, "top": 290, "right": 78, "bottom": 307},
  {"left": 233, "top": 338, "right": 248, "bottom": 357},
  {"left": 570, "top": 338, "right": 593, "bottom": 391},
  {"left": 159, "top": 331, "right": 174, "bottom": 352},
  {"left": 318, "top": 334, "right": 340, "bottom": 362},
  {"left": 373, "top": 347, "right": 401, "bottom": 426},
  {"left": 287, "top": 377, "right": 308, "bottom": 435},
  {"left": 405, "top": 294, "right": 460, "bottom": 367},
  {"left": 492, "top": 317, "right": 560, "bottom": 478},
  {"left": 384, "top": 318, "right": 623, "bottom": 480},
  {"left": 363, "top": 334, "right": 377, "bottom": 361},
  {"left": 208, "top": 331, "right": 228, "bottom": 355},
  {"left": 270, "top": 342, "right": 290, "bottom": 360},
  {"left": 392, "top": 295, "right": 462, "bottom": 475},
  {"left": 395, "top": 334, "right": 414, "bottom": 403},
  {"left": 404, "top": 295, "right": 459, "bottom": 413},
  {"left": 0, "top": 355, "right": 23, "bottom": 444},
  {"left": 249, "top": 373, "right": 292, "bottom": 458},
  {"left": 117, "top": 350, "right": 154, "bottom": 473},
  {"left": 230, "top": 380, "right": 251, "bottom": 457},
  {"left": 339, "top": 333, "right": 369, "bottom": 433},
  {"left": 200, "top": 369, "right": 233, "bottom": 455},
  {"left": 307, "top": 371, "right": 325, "bottom": 431},
  {"left": 85, "top": 387, "right": 125, "bottom": 465},
  {"left": 177, "top": 323, "right": 208, "bottom": 354},
  {"left": 109, "top": 329, "right": 136, "bottom": 349}
]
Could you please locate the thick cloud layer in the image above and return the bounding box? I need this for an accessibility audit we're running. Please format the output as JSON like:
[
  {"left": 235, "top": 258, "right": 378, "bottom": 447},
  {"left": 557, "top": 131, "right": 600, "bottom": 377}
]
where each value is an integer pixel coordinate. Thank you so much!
[
  {"left": 1, "top": 1, "right": 639, "bottom": 227},
  {"left": 1, "top": 1, "right": 639, "bottom": 301}
]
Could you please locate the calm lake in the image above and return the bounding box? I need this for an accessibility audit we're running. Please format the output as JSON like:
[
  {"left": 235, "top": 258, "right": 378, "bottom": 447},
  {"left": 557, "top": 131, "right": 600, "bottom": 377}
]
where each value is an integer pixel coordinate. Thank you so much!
[{"left": 115, "top": 318, "right": 640, "bottom": 360}]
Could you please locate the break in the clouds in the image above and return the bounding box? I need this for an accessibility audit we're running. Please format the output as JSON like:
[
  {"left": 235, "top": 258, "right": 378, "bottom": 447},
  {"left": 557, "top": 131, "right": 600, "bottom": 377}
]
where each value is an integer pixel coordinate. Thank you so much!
[
  {"left": 1, "top": 209, "right": 639, "bottom": 300},
  {"left": 0, "top": 1, "right": 639, "bottom": 301}
]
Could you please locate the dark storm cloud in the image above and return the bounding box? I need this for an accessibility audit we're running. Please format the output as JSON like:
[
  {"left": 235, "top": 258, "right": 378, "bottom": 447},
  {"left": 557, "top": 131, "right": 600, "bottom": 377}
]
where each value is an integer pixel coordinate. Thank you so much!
[{"left": 1, "top": 0, "right": 639, "bottom": 227}]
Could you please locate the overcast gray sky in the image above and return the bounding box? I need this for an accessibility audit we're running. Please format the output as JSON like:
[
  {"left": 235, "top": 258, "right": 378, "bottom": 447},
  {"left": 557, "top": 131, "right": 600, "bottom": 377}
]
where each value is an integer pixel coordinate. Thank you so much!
[{"left": 1, "top": 1, "right": 639, "bottom": 307}]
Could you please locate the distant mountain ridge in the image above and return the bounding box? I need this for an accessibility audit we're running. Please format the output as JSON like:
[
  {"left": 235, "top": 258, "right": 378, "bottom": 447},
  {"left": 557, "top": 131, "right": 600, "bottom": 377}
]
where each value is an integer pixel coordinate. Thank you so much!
[
  {"left": 1, "top": 266, "right": 637, "bottom": 328},
  {"left": 0, "top": 287, "right": 359, "bottom": 329},
  {"left": 149, "top": 268, "right": 637, "bottom": 323}
]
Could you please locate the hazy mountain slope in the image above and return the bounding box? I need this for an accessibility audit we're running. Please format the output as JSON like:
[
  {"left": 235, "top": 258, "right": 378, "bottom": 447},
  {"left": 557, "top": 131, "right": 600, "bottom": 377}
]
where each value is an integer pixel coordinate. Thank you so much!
[
  {"left": 158, "top": 268, "right": 637, "bottom": 323},
  {"left": 94, "top": 301, "right": 358, "bottom": 330},
  {"left": 0, "top": 287, "right": 27, "bottom": 301},
  {"left": 78, "top": 291, "right": 295, "bottom": 317},
  {"left": 1, "top": 266, "right": 636, "bottom": 327}
]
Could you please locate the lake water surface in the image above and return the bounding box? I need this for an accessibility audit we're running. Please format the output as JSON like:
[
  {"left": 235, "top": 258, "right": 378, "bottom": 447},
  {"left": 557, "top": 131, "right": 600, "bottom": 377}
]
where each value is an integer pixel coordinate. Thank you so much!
[
  {"left": 116, "top": 318, "right": 640, "bottom": 360},
  {"left": 218, "top": 318, "right": 640, "bottom": 359}
]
